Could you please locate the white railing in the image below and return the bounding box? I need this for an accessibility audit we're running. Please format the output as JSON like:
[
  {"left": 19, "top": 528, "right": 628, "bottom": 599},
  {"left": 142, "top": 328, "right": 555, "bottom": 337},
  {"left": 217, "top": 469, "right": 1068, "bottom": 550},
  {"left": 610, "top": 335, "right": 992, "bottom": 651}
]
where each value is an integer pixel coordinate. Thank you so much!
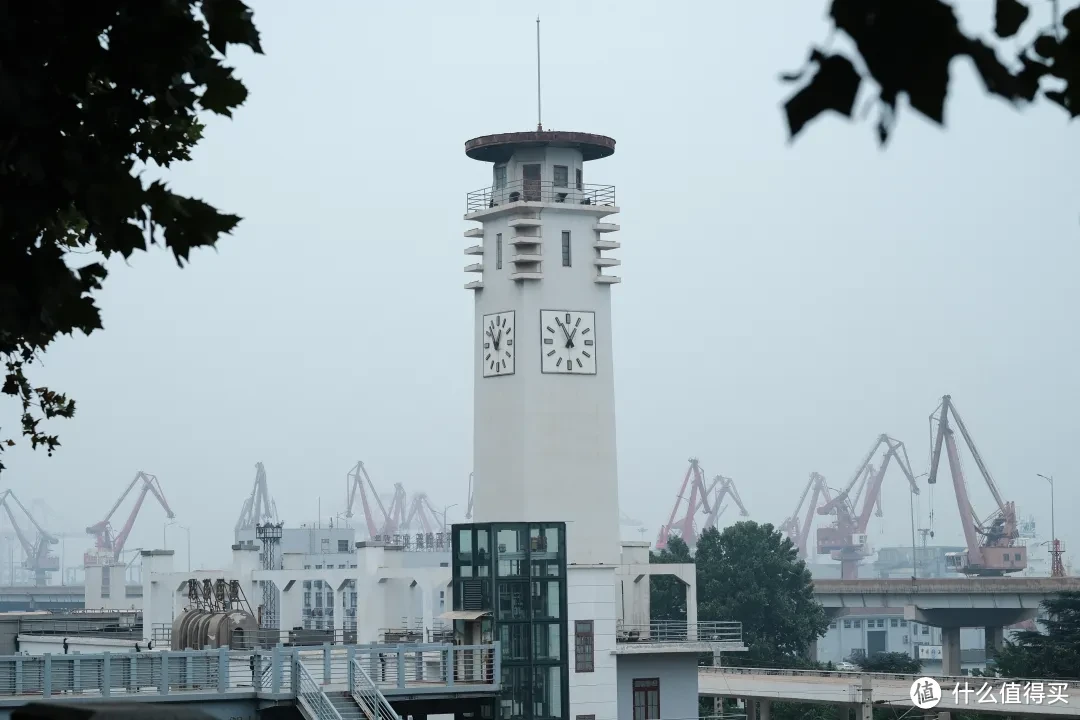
[
  {"left": 296, "top": 658, "right": 344, "bottom": 720},
  {"left": 350, "top": 658, "right": 400, "bottom": 720}
]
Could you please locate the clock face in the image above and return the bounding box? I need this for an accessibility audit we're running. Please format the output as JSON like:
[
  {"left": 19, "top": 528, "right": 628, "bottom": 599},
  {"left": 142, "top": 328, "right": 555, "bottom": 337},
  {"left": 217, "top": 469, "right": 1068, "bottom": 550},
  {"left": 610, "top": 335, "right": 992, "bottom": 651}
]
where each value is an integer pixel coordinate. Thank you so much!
[
  {"left": 482, "top": 311, "right": 515, "bottom": 377},
  {"left": 539, "top": 310, "right": 597, "bottom": 375}
]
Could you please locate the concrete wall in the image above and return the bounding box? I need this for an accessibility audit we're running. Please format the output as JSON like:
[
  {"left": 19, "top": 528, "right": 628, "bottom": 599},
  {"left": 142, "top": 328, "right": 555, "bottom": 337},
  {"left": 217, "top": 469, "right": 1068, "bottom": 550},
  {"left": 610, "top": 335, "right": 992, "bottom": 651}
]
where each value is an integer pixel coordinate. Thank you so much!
[
  {"left": 616, "top": 654, "right": 699, "bottom": 720},
  {"left": 470, "top": 144, "right": 622, "bottom": 566},
  {"left": 16, "top": 634, "right": 156, "bottom": 655},
  {"left": 569, "top": 566, "right": 618, "bottom": 720}
]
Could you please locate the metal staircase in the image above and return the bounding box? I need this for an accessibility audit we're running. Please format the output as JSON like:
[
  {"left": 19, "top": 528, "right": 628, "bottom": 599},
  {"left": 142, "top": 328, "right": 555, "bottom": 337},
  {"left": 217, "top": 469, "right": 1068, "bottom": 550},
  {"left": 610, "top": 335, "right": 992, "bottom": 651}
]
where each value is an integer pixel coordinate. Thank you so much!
[
  {"left": 295, "top": 657, "right": 345, "bottom": 720},
  {"left": 350, "top": 657, "right": 402, "bottom": 720}
]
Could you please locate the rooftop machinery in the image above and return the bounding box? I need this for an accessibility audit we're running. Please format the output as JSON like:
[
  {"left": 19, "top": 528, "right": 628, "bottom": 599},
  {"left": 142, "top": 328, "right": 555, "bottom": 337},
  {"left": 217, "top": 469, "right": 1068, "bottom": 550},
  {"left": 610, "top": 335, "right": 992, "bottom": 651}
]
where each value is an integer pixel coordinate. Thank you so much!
[
  {"left": 0, "top": 490, "right": 59, "bottom": 585},
  {"left": 816, "top": 434, "right": 920, "bottom": 579},
  {"left": 779, "top": 472, "right": 833, "bottom": 560},
  {"left": 85, "top": 472, "right": 175, "bottom": 566},
  {"left": 928, "top": 395, "right": 1027, "bottom": 576},
  {"left": 235, "top": 462, "right": 279, "bottom": 533},
  {"left": 656, "top": 459, "right": 750, "bottom": 550}
]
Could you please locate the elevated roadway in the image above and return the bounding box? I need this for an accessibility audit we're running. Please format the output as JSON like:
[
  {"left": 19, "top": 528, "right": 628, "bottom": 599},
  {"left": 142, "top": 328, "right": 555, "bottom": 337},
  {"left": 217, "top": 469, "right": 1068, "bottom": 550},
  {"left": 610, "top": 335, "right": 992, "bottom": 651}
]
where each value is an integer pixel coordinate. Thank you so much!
[
  {"left": 700, "top": 666, "right": 1080, "bottom": 718},
  {"left": 812, "top": 577, "right": 1080, "bottom": 674}
]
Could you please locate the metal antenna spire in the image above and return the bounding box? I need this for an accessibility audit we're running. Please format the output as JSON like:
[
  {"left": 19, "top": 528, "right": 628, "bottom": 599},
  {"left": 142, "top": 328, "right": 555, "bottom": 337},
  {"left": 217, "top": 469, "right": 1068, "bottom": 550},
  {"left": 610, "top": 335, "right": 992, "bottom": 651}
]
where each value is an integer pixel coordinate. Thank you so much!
[{"left": 536, "top": 16, "right": 542, "bottom": 131}]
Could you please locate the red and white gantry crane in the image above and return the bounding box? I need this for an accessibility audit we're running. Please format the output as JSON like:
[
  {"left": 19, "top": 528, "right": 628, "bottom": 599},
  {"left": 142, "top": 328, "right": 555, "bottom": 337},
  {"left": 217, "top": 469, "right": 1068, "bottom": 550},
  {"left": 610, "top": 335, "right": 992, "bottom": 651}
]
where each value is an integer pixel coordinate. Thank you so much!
[
  {"left": 86, "top": 472, "right": 175, "bottom": 566},
  {"left": 656, "top": 458, "right": 713, "bottom": 550},
  {"left": 816, "top": 434, "right": 920, "bottom": 579},
  {"left": 779, "top": 472, "right": 833, "bottom": 560},
  {"left": 928, "top": 395, "right": 1027, "bottom": 576}
]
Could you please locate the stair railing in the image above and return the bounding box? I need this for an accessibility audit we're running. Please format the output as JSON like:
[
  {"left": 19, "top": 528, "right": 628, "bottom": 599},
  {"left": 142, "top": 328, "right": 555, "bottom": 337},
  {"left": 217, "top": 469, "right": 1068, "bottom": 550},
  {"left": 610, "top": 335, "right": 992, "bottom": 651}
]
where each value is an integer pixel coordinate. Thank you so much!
[
  {"left": 296, "top": 656, "right": 345, "bottom": 720},
  {"left": 350, "top": 657, "right": 402, "bottom": 720}
]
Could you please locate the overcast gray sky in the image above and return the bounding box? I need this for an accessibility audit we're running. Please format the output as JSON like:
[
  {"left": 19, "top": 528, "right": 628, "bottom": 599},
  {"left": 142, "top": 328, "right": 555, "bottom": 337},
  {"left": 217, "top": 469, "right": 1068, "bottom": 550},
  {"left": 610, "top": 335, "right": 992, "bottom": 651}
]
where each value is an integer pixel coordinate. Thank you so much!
[{"left": 3, "top": 0, "right": 1077, "bottom": 575}]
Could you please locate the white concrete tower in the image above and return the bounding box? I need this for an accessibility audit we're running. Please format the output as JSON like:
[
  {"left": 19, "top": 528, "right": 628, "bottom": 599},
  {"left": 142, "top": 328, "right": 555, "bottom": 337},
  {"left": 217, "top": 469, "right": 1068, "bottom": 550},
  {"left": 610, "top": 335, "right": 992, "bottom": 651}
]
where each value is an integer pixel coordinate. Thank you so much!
[{"left": 464, "top": 130, "right": 622, "bottom": 566}]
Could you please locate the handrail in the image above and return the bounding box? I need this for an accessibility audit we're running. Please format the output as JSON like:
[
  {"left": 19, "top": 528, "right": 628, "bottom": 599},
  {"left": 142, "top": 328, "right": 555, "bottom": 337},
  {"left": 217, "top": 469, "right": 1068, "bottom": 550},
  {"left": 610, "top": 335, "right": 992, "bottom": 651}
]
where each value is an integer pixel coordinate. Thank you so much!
[
  {"left": 617, "top": 620, "right": 743, "bottom": 643},
  {"left": 351, "top": 657, "right": 402, "bottom": 720},
  {"left": 466, "top": 179, "right": 615, "bottom": 213},
  {"left": 700, "top": 665, "right": 1080, "bottom": 689},
  {"left": 295, "top": 658, "right": 344, "bottom": 720}
]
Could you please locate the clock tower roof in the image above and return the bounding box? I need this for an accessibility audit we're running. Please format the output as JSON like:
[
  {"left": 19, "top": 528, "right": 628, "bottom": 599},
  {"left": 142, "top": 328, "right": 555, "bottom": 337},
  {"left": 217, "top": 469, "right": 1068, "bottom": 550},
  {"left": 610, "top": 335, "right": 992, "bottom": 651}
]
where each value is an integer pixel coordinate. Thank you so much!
[{"left": 465, "top": 130, "right": 615, "bottom": 163}]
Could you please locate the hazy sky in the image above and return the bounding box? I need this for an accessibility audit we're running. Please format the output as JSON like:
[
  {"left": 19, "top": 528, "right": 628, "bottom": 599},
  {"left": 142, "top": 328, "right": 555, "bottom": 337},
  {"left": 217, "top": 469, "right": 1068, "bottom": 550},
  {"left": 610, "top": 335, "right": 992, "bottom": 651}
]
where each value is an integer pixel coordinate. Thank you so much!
[{"left": 3, "top": 1, "right": 1077, "bottom": 576}]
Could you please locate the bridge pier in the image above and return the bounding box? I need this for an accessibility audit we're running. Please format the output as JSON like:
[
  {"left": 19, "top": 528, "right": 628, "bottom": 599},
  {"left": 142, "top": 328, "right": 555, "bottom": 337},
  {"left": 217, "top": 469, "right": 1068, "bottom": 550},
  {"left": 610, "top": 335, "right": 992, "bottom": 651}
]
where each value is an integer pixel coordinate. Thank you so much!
[{"left": 904, "top": 607, "right": 1035, "bottom": 675}]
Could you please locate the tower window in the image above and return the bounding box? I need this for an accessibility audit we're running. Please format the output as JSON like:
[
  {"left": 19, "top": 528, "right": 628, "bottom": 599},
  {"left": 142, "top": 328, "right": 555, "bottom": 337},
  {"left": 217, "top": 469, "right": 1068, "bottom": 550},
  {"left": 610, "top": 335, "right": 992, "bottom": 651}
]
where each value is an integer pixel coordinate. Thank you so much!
[
  {"left": 494, "top": 165, "right": 507, "bottom": 189},
  {"left": 554, "top": 165, "right": 568, "bottom": 188},
  {"left": 496, "top": 233, "right": 503, "bottom": 270},
  {"left": 576, "top": 168, "right": 583, "bottom": 190},
  {"left": 575, "top": 620, "right": 594, "bottom": 672},
  {"left": 561, "top": 232, "right": 571, "bottom": 267}
]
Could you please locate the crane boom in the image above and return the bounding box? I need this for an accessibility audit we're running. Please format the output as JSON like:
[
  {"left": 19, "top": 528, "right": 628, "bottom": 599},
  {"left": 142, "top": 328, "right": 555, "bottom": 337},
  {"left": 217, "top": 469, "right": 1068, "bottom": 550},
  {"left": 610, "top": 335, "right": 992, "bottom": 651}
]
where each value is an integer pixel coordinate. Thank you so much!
[
  {"left": 345, "top": 462, "right": 391, "bottom": 540},
  {"left": 236, "top": 462, "right": 278, "bottom": 532},
  {"left": 656, "top": 458, "right": 712, "bottom": 549},
  {"left": 466, "top": 472, "right": 474, "bottom": 519},
  {"left": 87, "top": 472, "right": 175, "bottom": 562},
  {"left": 927, "top": 395, "right": 1025, "bottom": 576}
]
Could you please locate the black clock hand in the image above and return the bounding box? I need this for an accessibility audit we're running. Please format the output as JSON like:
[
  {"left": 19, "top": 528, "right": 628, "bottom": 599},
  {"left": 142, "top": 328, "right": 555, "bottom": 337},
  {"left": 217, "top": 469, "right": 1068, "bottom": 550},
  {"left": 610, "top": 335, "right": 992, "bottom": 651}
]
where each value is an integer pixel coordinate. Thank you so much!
[
  {"left": 567, "top": 328, "right": 578, "bottom": 347},
  {"left": 558, "top": 320, "right": 573, "bottom": 348}
]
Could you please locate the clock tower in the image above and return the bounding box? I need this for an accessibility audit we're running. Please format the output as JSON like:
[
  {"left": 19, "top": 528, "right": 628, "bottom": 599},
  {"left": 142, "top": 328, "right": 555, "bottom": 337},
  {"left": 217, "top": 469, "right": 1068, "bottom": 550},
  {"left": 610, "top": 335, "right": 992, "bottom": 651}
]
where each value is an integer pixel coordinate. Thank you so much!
[{"left": 464, "top": 130, "right": 622, "bottom": 567}]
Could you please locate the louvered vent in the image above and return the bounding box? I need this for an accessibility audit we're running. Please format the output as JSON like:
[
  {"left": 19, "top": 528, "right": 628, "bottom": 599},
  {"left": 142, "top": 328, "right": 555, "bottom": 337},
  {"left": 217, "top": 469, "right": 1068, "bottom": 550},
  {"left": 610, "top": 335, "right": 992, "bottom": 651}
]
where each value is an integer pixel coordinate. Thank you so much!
[{"left": 462, "top": 579, "right": 485, "bottom": 610}]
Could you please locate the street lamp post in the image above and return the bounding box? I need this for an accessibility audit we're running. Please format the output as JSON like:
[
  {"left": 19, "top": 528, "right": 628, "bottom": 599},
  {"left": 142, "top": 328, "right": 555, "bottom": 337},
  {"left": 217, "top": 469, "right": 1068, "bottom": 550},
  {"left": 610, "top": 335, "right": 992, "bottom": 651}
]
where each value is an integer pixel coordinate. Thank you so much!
[
  {"left": 441, "top": 503, "right": 459, "bottom": 535},
  {"left": 1037, "top": 474, "right": 1055, "bottom": 571},
  {"left": 1037, "top": 474, "right": 1055, "bottom": 544}
]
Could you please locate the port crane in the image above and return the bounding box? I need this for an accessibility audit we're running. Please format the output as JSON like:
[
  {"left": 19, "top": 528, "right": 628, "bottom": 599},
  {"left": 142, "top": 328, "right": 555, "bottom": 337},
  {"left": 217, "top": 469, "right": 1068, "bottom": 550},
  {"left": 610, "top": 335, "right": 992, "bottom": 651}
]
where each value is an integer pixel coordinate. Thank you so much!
[
  {"left": 701, "top": 475, "right": 749, "bottom": 531},
  {"left": 345, "top": 461, "right": 393, "bottom": 540},
  {"left": 235, "top": 462, "right": 279, "bottom": 533},
  {"left": 656, "top": 458, "right": 713, "bottom": 550},
  {"left": 779, "top": 472, "right": 833, "bottom": 560},
  {"left": 0, "top": 490, "right": 60, "bottom": 585},
  {"left": 816, "top": 434, "right": 920, "bottom": 579},
  {"left": 928, "top": 395, "right": 1026, "bottom": 576},
  {"left": 85, "top": 472, "right": 175, "bottom": 566},
  {"left": 465, "top": 472, "right": 474, "bottom": 519}
]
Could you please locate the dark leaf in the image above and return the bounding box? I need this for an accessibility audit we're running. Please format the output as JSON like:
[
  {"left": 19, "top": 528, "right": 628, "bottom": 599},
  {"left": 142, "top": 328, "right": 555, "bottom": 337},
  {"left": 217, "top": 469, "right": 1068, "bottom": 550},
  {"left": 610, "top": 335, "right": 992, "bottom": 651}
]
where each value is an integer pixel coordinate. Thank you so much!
[
  {"left": 783, "top": 51, "right": 862, "bottom": 139},
  {"left": 1045, "top": 89, "right": 1080, "bottom": 117},
  {"left": 994, "top": 0, "right": 1030, "bottom": 39},
  {"left": 1064, "top": 6, "right": 1080, "bottom": 33},
  {"left": 203, "top": 0, "right": 264, "bottom": 54},
  {"left": 199, "top": 65, "right": 249, "bottom": 117},
  {"left": 1033, "top": 33, "right": 1059, "bottom": 59}
]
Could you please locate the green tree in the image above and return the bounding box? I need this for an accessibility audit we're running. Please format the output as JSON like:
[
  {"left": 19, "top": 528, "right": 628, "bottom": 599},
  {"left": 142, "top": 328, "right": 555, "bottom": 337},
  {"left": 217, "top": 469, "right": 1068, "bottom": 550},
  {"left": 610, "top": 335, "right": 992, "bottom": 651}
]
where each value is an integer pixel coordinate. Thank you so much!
[
  {"left": 695, "top": 522, "right": 829, "bottom": 665},
  {"left": 858, "top": 651, "right": 922, "bottom": 674},
  {"left": 0, "top": 0, "right": 262, "bottom": 471},
  {"left": 993, "top": 591, "right": 1080, "bottom": 679},
  {"left": 649, "top": 535, "right": 693, "bottom": 622},
  {"left": 782, "top": 0, "right": 1080, "bottom": 144}
]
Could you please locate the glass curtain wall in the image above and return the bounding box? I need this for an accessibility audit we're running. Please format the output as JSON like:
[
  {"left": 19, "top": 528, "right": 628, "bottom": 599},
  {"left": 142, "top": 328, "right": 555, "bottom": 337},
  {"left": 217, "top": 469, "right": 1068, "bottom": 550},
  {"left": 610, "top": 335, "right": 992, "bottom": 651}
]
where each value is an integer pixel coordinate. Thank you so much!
[{"left": 453, "top": 522, "right": 569, "bottom": 720}]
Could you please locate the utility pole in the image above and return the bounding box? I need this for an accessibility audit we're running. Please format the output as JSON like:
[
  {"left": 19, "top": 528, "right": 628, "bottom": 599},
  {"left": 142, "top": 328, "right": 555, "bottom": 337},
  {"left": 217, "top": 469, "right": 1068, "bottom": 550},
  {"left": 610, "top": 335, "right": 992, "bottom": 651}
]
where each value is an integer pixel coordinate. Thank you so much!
[{"left": 1037, "top": 474, "right": 1062, "bottom": 577}]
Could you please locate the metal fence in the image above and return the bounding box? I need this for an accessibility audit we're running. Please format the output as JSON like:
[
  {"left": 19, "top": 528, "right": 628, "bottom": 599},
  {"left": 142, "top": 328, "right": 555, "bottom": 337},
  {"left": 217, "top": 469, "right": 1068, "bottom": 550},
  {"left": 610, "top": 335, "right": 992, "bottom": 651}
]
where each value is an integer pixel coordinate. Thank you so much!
[
  {"left": 0, "top": 642, "right": 499, "bottom": 703},
  {"left": 152, "top": 623, "right": 453, "bottom": 650},
  {"left": 466, "top": 179, "right": 616, "bottom": 213},
  {"left": 616, "top": 621, "right": 743, "bottom": 644},
  {"left": 700, "top": 665, "right": 1080, "bottom": 690}
]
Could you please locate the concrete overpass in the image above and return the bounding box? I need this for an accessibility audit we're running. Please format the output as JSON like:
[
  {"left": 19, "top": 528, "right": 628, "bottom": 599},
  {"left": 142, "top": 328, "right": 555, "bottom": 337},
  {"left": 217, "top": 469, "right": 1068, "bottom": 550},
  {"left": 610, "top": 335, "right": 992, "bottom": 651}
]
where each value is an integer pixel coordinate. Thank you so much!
[
  {"left": 700, "top": 666, "right": 1080, "bottom": 718},
  {"left": 812, "top": 577, "right": 1080, "bottom": 674}
]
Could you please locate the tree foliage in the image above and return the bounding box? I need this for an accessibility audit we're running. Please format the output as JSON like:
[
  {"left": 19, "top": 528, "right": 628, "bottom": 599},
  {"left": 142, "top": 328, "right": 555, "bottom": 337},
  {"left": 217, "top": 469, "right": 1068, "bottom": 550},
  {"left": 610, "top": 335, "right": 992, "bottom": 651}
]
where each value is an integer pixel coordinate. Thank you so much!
[
  {"left": 993, "top": 591, "right": 1080, "bottom": 679},
  {"left": 0, "top": 1, "right": 262, "bottom": 471},
  {"left": 858, "top": 651, "right": 923, "bottom": 674},
  {"left": 649, "top": 534, "right": 692, "bottom": 622},
  {"left": 696, "top": 522, "right": 829, "bottom": 665},
  {"left": 782, "top": 0, "right": 1080, "bottom": 144}
]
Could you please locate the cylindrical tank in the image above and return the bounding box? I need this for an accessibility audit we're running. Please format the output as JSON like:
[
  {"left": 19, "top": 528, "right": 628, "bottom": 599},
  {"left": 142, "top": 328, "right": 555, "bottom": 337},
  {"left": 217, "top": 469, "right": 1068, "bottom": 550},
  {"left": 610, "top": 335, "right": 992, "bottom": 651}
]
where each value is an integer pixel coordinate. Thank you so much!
[{"left": 171, "top": 608, "right": 258, "bottom": 649}]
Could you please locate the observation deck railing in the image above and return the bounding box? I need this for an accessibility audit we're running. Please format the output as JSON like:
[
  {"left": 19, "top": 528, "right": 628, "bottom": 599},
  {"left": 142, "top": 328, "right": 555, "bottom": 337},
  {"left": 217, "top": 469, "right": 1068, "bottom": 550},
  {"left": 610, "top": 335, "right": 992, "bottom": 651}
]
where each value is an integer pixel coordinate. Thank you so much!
[
  {"left": 616, "top": 620, "right": 743, "bottom": 645},
  {"left": 466, "top": 179, "right": 615, "bottom": 214}
]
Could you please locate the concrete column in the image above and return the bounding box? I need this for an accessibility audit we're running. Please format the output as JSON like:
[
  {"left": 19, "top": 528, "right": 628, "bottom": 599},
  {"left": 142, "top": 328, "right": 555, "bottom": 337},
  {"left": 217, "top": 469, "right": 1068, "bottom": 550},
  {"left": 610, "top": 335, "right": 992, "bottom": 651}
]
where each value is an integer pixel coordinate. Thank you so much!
[
  {"left": 941, "top": 626, "right": 961, "bottom": 676},
  {"left": 745, "top": 699, "right": 757, "bottom": 720},
  {"left": 758, "top": 699, "right": 771, "bottom": 720},
  {"left": 984, "top": 625, "right": 1004, "bottom": 660},
  {"left": 685, "top": 577, "right": 698, "bottom": 626}
]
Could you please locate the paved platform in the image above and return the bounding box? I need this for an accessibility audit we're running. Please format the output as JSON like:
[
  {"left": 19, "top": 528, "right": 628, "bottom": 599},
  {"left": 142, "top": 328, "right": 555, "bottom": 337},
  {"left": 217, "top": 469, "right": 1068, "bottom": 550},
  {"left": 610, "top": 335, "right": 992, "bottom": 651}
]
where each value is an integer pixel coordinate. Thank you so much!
[{"left": 700, "top": 666, "right": 1080, "bottom": 717}]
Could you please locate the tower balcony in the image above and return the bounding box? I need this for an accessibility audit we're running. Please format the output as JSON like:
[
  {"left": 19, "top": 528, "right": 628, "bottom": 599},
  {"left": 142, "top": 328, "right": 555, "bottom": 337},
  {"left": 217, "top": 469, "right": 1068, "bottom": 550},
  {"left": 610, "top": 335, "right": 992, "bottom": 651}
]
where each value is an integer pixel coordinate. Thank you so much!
[{"left": 465, "top": 180, "right": 617, "bottom": 219}]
